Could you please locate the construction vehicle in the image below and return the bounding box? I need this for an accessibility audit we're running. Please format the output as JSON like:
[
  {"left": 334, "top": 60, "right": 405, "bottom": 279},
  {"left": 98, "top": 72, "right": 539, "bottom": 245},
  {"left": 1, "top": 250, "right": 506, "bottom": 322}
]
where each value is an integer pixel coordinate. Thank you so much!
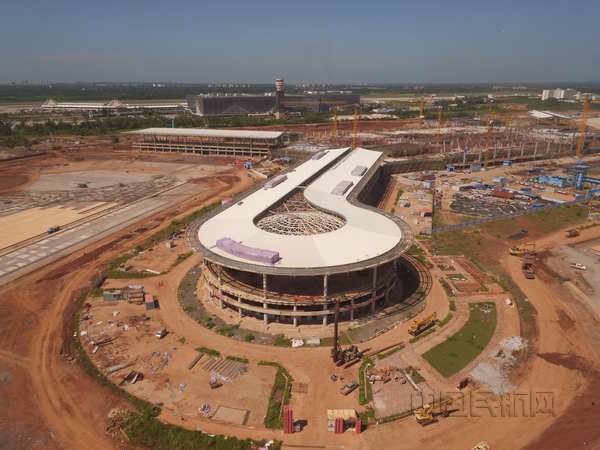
[
  {"left": 408, "top": 312, "right": 437, "bottom": 336},
  {"left": 471, "top": 442, "right": 491, "bottom": 450},
  {"left": 210, "top": 380, "right": 223, "bottom": 389},
  {"left": 571, "top": 263, "right": 587, "bottom": 271},
  {"left": 414, "top": 399, "right": 453, "bottom": 425},
  {"left": 331, "top": 300, "right": 363, "bottom": 366},
  {"left": 565, "top": 229, "right": 580, "bottom": 238},
  {"left": 522, "top": 258, "right": 535, "bottom": 279},
  {"left": 47, "top": 225, "right": 61, "bottom": 234},
  {"left": 509, "top": 242, "right": 536, "bottom": 256}
]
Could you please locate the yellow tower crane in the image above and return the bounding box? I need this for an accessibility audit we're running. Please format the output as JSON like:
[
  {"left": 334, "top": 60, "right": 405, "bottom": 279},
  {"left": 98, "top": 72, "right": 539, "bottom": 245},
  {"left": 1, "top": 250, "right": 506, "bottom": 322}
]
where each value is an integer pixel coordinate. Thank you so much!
[
  {"left": 330, "top": 104, "right": 358, "bottom": 138},
  {"left": 577, "top": 98, "right": 592, "bottom": 157},
  {"left": 504, "top": 105, "right": 531, "bottom": 135},
  {"left": 352, "top": 104, "right": 359, "bottom": 150},
  {"left": 436, "top": 106, "right": 443, "bottom": 144}
]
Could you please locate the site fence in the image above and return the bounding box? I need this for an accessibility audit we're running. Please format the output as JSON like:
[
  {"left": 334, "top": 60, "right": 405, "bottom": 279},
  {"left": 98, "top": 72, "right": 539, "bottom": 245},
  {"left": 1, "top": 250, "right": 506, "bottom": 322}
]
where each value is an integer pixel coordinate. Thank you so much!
[{"left": 432, "top": 198, "right": 588, "bottom": 234}]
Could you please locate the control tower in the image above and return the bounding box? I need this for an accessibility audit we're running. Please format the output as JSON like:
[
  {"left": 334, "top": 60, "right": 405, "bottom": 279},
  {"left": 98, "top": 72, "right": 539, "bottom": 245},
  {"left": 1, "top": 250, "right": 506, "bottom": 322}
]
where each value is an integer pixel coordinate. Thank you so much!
[{"left": 275, "top": 78, "right": 284, "bottom": 119}]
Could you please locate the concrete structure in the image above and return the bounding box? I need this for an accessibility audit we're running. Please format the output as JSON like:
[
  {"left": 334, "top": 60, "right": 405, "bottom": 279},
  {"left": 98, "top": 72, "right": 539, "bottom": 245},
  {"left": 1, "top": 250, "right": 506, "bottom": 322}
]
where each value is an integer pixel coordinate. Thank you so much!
[
  {"left": 123, "top": 128, "right": 284, "bottom": 157},
  {"left": 41, "top": 98, "right": 184, "bottom": 112},
  {"left": 542, "top": 88, "right": 577, "bottom": 101},
  {"left": 186, "top": 79, "right": 360, "bottom": 117},
  {"left": 186, "top": 148, "right": 414, "bottom": 326}
]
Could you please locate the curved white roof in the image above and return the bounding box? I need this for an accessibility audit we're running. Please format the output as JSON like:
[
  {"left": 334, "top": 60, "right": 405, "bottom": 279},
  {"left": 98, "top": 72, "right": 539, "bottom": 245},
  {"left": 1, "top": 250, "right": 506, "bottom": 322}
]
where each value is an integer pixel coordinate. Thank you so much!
[{"left": 195, "top": 148, "right": 407, "bottom": 270}]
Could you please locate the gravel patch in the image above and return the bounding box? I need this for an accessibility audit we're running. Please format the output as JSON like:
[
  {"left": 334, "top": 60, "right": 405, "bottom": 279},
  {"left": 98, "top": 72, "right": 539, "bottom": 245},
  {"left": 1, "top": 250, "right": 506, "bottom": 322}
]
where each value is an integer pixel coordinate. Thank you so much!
[
  {"left": 500, "top": 335, "right": 527, "bottom": 351},
  {"left": 469, "top": 362, "right": 516, "bottom": 395}
]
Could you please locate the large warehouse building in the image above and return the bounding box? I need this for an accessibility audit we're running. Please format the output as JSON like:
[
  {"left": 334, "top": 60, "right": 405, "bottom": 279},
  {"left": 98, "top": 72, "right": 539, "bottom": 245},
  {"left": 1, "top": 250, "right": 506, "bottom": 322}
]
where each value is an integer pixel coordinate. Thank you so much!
[
  {"left": 186, "top": 147, "right": 414, "bottom": 326},
  {"left": 123, "top": 128, "right": 284, "bottom": 157},
  {"left": 186, "top": 79, "right": 360, "bottom": 116}
]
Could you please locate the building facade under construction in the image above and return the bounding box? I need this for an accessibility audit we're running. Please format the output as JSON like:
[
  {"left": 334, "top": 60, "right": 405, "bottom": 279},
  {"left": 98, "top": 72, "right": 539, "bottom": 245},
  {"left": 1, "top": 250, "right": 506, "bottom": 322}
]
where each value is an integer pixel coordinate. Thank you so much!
[
  {"left": 186, "top": 79, "right": 360, "bottom": 116},
  {"left": 123, "top": 128, "right": 284, "bottom": 157},
  {"left": 186, "top": 147, "right": 414, "bottom": 326}
]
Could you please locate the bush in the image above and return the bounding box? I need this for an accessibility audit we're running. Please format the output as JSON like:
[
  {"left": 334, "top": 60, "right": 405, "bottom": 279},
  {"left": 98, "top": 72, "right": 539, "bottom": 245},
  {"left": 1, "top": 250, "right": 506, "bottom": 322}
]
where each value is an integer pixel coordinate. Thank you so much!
[
  {"left": 273, "top": 334, "right": 292, "bottom": 347},
  {"left": 437, "top": 313, "right": 453, "bottom": 328},
  {"left": 449, "top": 300, "right": 456, "bottom": 311},
  {"left": 244, "top": 333, "right": 255, "bottom": 342},
  {"left": 195, "top": 346, "right": 220, "bottom": 356},
  {"left": 226, "top": 355, "right": 249, "bottom": 363}
]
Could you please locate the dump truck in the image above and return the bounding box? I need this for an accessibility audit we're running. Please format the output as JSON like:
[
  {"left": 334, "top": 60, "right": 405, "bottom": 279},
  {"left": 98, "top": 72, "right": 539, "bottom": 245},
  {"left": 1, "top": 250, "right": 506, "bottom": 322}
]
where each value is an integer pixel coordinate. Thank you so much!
[
  {"left": 414, "top": 399, "right": 453, "bottom": 425},
  {"left": 565, "top": 229, "right": 580, "bottom": 238},
  {"left": 408, "top": 312, "right": 437, "bottom": 336},
  {"left": 522, "top": 258, "right": 535, "bottom": 279},
  {"left": 47, "top": 225, "right": 61, "bottom": 234},
  {"left": 509, "top": 242, "right": 537, "bottom": 256}
]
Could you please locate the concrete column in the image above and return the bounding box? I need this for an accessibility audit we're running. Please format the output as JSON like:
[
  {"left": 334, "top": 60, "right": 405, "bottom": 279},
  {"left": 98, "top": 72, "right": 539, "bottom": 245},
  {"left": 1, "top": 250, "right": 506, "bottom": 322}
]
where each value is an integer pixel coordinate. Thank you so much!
[
  {"left": 478, "top": 147, "right": 482, "bottom": 161},
  {"left": 219, "top": 297, "right": 223, "bottom": 309},
  {"left": 323, "top": 275, "right": 328, "bottom": 302},
  {"left": 217, "top": 265, "right": 222, "bottom": 295},
  {"left": 534, "top": 142, "right": 538, "bottom": 156},
  {"left": 350, "top": 299, "right": 355, "bottom": 321},
  {"left": 521, "top": 143, "right": 525, "bottom": 157},
  {"left": 238, "top": 307, "right": 242, "bottom": 318},
  {"left": 263, "top": 274, "right": 267, "bottom": 300},
  {"left": 371, "top": 266, "right": 378, "bottom": 313},
  {"left": 463, "top": 152, "right": 466, "bottom": 164},
  {"left": 593, "top": 131, "right": 598, "bottom": 149},
  {"left": 547, "top": 141, "right": 551, "bottom": 154},
  {"left": 323, "top": 304, "right": 328, "bottom": 326},
  {"left": 385, "top": 280, "right": 390, "bottom": 305},
  {"left": 263, "top": 302, "right": 268, "bottom": 325},
  {"left": 293, "top": 305, "right": 297, "bottom": 327},
  {"left": 507, "top": 147, "right": 511, "bottom": 159},
  {"left": 493, "top": 147, "right": 497, "bottom": 161},
  {"left": 570, "top": 133, "right": 575, "bottom": 152}
]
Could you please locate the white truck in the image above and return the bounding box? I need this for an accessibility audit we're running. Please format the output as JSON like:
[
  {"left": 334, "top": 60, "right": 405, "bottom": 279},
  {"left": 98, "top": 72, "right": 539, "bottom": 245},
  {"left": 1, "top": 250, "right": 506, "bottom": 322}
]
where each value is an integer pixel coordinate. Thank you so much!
[{"left": 571, "top": 263, "right": 587, "bottom": 271}]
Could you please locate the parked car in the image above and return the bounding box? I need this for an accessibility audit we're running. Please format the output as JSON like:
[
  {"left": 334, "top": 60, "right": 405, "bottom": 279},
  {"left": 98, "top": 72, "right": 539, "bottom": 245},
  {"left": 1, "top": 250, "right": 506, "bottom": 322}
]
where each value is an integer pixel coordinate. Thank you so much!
[
  {"left": 340, "top": 380, "right": 359, "bottom": 396},
  {"left": 571, "top": 263, "right": 587, "bottom": 271}
]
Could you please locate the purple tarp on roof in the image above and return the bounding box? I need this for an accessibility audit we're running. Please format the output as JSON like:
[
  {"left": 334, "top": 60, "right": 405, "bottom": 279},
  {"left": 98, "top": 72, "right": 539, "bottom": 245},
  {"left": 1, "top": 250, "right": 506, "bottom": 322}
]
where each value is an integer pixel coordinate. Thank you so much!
[
  {"left": 264, "top": 174, "right": 287, "bottom": 189},
  {"left": 312, "top": 151, "right": 326, "bottom": 160},
  {"left": 216, "top": 237, "right": 280, "bottom": 265},
  {"left": 351, "top": 165, "right": 367, "bottom": 176},
  {"left": 331, "top": 180, "right": 354, "bottom": 196}
]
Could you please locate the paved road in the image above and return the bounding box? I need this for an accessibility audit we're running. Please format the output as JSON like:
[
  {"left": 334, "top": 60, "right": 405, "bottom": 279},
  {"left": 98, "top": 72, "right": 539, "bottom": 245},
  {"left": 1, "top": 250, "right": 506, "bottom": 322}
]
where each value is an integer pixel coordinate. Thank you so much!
[{"left": 0, "top": 184, "right": 207, "bottom": 287}]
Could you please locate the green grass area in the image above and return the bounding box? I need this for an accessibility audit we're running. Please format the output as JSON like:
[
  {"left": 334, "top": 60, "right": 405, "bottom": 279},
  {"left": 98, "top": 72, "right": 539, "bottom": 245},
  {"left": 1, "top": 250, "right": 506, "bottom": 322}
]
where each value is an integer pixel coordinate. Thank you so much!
[
  {"left": 195, "top": 346, "right": 220, "bottom": 357},
  {"left": 422, "top": 302, "right": 497, "bottom": 378},
  {"left": 358, "top": 356, "right": 375, "bottom": 405},
  {"left": 409, "top": 328, "right": 436, "bottom": 344},
  {"left": 217, "top": 323, "right": 240, "bottom": 337},
  {"left": 273, "top": 334, "right": 293, "bottom": 347},
  {"left": 446, "top": 273, "right": 466, "bottom": 281},
  {"left": 89, "top": 287, "right": 104, "bottom": 297},
  {"left": 438, "top": 313, "right": 453, "bottom": 328},
  {"left": 124, "top": 407, "right": 278, "bottom": 450},
  {"left": 449, "top": 300, "right": 456, "bottom": 311},
  {"left": 258, "top": 362, "right": 293, "bottom": 429},
  {"left": 319, "top": 331, "right": 352, "bottom": 347},
  {"left": 406, "top": 366, "right": 426, "bottom": 383},
  {"left": 170, "top": 251, "right": 193, "bottom": 268},
  {"left": 226, "top": 355, "right": 249, "bottom": 364},
  {"left": 393, "top": 189, "right": 404, "bottom": 206},
  {"left": 438, "top": 278, "right": 455, "bottom": 296},
  {"left": 376, "top": 344, "right": 405, "bottom": 360}
]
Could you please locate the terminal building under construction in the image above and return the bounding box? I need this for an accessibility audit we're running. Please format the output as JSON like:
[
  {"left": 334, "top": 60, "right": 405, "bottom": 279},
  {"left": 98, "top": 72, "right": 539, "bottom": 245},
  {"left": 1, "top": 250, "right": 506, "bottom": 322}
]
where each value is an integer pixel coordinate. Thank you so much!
[{"left": 186, "top": 79, "right": 359, "bottom": 116}]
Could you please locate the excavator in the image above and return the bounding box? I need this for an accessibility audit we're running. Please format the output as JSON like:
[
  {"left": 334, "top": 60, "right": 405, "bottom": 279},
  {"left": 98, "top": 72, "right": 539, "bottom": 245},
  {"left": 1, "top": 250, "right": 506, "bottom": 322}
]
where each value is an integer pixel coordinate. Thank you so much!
[
  {"left": 414, "top": 399, "right": 453, "bottom": 425},
  {"left": 509, "top": 242, "right": 537, "bottom": 256},
  {"left": 565, "top": 229, "right": 580, "bottom": 238},
  {"left": 408, "top": 312, "right": 437, "bottom": 336}
]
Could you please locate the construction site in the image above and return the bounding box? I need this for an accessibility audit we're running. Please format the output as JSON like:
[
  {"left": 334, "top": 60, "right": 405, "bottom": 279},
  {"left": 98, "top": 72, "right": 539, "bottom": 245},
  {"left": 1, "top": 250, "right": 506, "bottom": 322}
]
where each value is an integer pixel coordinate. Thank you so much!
[{"left": 1, "top": 99, "right": 600, "bottom": 450}]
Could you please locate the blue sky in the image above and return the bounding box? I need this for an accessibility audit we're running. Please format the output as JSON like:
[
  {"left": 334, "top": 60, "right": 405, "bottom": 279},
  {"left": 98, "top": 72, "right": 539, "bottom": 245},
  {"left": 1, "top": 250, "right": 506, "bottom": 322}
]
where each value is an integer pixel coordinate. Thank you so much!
[{"left": 1, "top": 0, "right": 599, "bottom": 84}]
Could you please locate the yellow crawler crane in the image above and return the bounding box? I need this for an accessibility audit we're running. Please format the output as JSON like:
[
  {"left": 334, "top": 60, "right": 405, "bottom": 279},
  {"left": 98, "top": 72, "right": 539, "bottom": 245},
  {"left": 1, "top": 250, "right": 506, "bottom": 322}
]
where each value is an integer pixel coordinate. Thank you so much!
[
  {"left": 408, "top": 312, "right": 437, "bottom": 336},
  {"left": 509, "top": 242, "right": 537, "bottom": 256},
  {"left": 414, "top": 399, "right": 453, "bottom": 425}
]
